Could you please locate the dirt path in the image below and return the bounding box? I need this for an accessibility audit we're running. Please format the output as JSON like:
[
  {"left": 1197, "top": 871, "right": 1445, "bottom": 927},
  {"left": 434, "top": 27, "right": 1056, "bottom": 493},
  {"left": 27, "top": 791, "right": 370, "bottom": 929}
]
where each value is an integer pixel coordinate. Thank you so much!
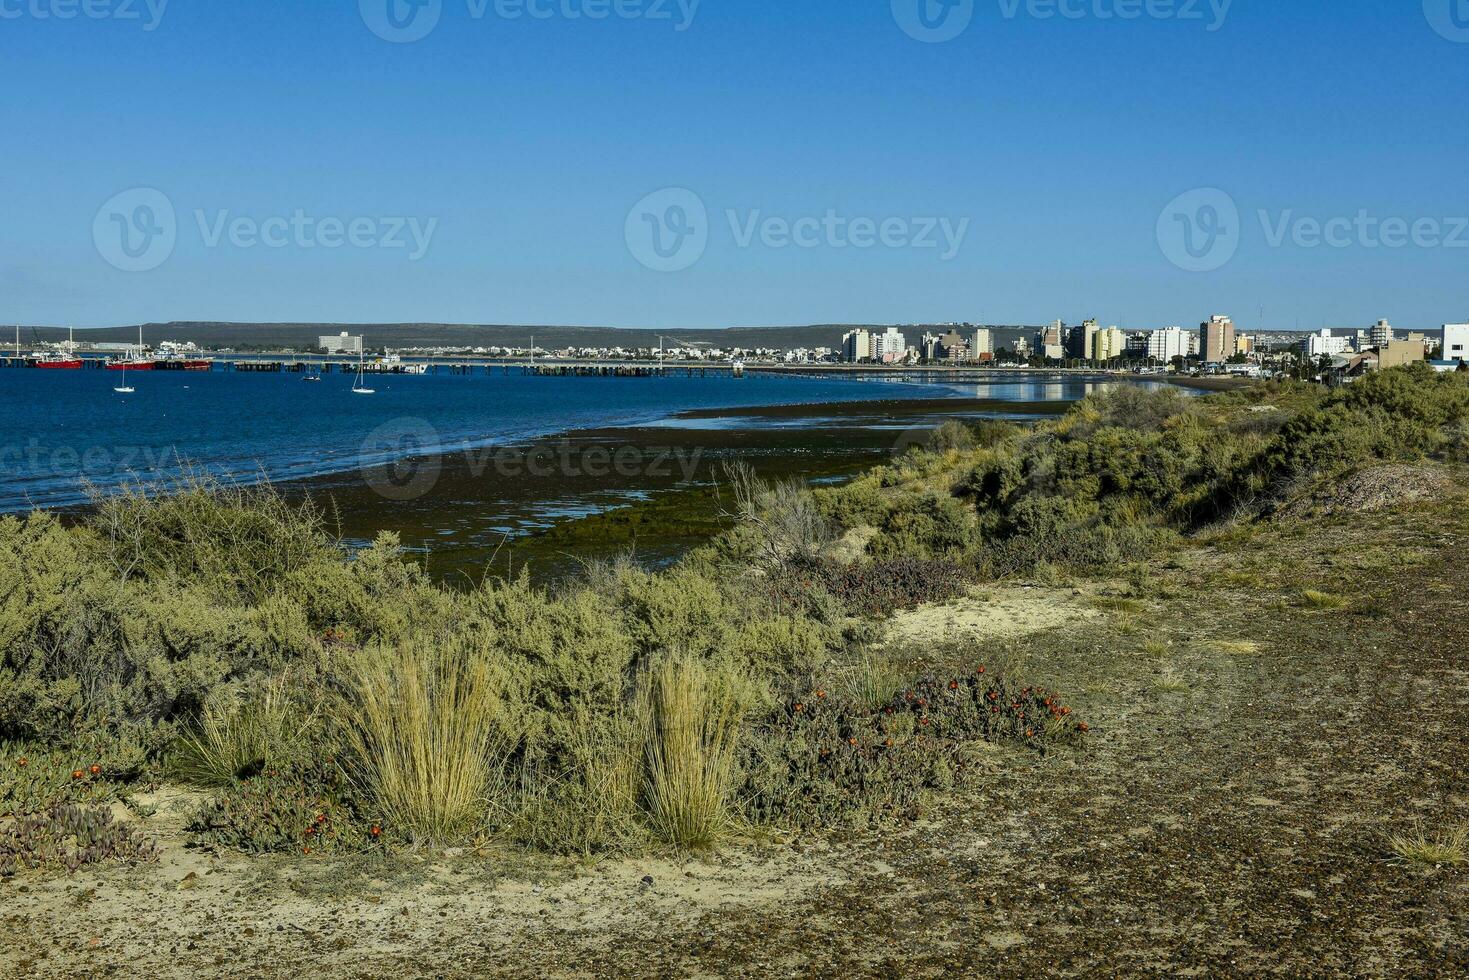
[{"left": 5, "top": 505, "right": 1466, "bottom": 978}]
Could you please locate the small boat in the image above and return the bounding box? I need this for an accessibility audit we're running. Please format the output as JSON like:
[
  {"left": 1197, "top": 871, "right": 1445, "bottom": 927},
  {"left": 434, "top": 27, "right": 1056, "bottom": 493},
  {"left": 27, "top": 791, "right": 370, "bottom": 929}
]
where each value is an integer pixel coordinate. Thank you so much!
[
  {"left": 113, "top": 363, "right": 134, "bottom": 393},
  {"left": 302, "top": 362, "right": 323, "bottom": 382},
  {"left": 352, "top": 352, "right": 375, "bottom": 395}
]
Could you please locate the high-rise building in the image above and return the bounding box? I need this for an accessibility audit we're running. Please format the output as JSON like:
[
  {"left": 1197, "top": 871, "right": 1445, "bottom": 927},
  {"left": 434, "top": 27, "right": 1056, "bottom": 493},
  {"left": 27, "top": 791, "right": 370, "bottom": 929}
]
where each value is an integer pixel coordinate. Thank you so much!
[
  {"left": 1147, "top": 326, "right": 1192, "bottom": 362},
  {"left": 971, "top": 328, "right": 994, "bottom": 358},
  {"left": 874, "top": 328, "right": 907, "bottom": 363},
  {"left": 1091, "top": 326, "right": 1127, "bottom": 361},
  {"left": 842, "top": 329, "right": 874, "bottom": 363},
  {"left": 1200, "top": 315, "right": 1236, "bottom": 364},
  {"left": 1370, "top": 319, "right": 1394, "bottom": 348},
  {"left": 1069, "top": 319, "right": 1099, "bottom": 359},
  {"left": 1304, "top": 329, "right": 1353, "bottom": 359},
  {"left": 320, "top": 331, "right": 364, "bottom": 354},
  {"left": 1038, "top": 320, "right": 1066, "bottom": 360},
  {"left": 1443, "top": 323, "right": 1469, "bottom": 362}
]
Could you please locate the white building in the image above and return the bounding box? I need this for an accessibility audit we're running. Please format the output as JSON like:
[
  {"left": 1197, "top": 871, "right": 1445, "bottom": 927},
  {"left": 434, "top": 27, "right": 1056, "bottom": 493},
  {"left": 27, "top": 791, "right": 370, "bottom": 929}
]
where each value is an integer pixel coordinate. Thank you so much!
[
  {"left": 972, "top": 328, "right": 994, "bottom": 358},
  {"left": 1442, "top": 323, "right": 1469, "bottom": 362},
  {"left": 842, "top": 329, "right": 874, "bottom": 363},
  {"left": 874, "top": 327, "right": 907, "bottom": 363},
  {"left": 321, "top": 331, "right": 364, "bottom": 354},
  {"left": 1304, "top": 329, "right": 1353, "bottom": 359},
  {"left": 1147, "top": 326, "right": 1193, "bottom": 362},
  {"left": 1369, "top": 319, "right": 1394, "bottom": 349}
]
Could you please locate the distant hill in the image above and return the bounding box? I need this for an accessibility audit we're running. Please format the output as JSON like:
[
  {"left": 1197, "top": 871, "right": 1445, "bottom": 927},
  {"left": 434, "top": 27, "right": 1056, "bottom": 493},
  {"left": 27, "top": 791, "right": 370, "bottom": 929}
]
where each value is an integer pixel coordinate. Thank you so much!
[{"left": 3, "top": 322, "right": 1049, "bottom": 353}]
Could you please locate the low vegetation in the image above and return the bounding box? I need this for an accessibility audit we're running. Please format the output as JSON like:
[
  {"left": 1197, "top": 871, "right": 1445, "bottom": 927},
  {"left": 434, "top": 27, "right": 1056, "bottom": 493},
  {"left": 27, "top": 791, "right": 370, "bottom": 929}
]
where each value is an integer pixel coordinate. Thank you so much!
[{"left": 2, "top": 365, "right": 1465, "bottom": 872}]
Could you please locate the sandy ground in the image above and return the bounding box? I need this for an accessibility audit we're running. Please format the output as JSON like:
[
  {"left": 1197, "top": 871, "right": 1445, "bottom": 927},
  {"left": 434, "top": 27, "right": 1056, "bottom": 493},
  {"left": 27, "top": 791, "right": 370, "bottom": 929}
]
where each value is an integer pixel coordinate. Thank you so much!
[{"left": 5, "top": 501, "right": 1467, "bottom": 978}]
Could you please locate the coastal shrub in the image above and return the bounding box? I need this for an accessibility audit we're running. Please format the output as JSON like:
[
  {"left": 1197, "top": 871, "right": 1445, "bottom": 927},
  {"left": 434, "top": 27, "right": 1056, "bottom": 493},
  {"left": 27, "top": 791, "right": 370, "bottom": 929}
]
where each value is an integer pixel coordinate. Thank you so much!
[
  {"left": 721, "top": 462, "right": 833, "bottom": 564},
  {"left": 812, "top": 479, "right": 888, "bottom": 531},
  {"left": 0, "top": 804, "right": 160, "bottom": 876},
  {"left": 867, "top": 492, "right": 977, "bottom": 560},
  {"left": 926, "top": 420, "right": 977, "bottom": 453},
  {"left": 335, "top": 638, "right": 510, "bottom": 845},
  {"left": 739, "top": 668, "right": 1088, "bottom": 828},
  {"left": 765, "top": 556, "right": 971, "bottom": 620},
  {"left": 88, "top": 477, "right": 335, "bottom": 604}
]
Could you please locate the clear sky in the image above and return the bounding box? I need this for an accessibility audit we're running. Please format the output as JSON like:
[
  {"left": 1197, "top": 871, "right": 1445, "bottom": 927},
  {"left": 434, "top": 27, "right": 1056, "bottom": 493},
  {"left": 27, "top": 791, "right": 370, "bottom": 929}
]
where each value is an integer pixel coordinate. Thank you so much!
[{"left": 3, "top": 0, "right": 1467, "bottom": 332}]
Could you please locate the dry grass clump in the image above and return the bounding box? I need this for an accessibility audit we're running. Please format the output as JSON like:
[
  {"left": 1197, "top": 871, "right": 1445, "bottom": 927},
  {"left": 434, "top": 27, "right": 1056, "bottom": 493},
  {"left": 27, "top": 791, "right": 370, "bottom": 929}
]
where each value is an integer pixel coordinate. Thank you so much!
[
  {"left": 1298, "top": 589, "right": 1347, "bottom": 610},
  {"left": 640, "top": 657, "right": 745, "bottom": 851},
  {"left": 1152, "top": 667, "right": 1189, "bottom": 693},
  {"left": 337, "top": 639, "right": 508, "bottom": 845},
  {"left": 172, "top": 675, "right": 309, "bottom": 787},
  {"left": 1387, "top": 823, "right": 1468, "bottom": 868},
  {"left": 1210, "top": 639, "right": 1262, "bottom": 656}
]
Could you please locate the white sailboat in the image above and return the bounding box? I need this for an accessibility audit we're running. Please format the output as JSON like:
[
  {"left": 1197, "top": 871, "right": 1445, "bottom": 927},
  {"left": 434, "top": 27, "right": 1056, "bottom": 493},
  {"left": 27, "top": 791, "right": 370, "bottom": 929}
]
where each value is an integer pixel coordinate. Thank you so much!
[
  {"left": 113, "top": 363, "right": 134, "bottom": 394},
  {"left": 303, "top": 360, "right": 322, "bottom": 382},
  {"left": 352, "top": 351, "right": 375, "bottom": 395}
]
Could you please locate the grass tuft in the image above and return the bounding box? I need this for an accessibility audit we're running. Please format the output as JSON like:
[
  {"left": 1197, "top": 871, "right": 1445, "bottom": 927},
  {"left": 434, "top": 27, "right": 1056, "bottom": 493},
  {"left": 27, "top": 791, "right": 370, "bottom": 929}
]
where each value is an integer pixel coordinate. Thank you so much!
[
  {"left": 337, "top": 639, "right": 508, "bottom": 845},
  {"left": 1387, "top": 823, "right": 1468, "bottom": 868},
  {"left": 172, "top": 676, "right": 307, "bottom": 787},
  {"left": 1299, "top": 589, "right": 1348, "bottom": 610},
  {"left": 641, "top": 657, "right": 744, "bottom": 851}
]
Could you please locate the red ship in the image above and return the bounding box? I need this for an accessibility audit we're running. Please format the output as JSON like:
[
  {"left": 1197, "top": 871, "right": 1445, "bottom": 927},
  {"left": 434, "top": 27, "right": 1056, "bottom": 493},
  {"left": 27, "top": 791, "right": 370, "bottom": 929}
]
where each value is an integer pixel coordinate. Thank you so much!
[
  {"left": 33, "top": 353, "right": 83, "bottom": 369},
  {"left": 106, "top": 358, "right": 154, "bottom": 371}
]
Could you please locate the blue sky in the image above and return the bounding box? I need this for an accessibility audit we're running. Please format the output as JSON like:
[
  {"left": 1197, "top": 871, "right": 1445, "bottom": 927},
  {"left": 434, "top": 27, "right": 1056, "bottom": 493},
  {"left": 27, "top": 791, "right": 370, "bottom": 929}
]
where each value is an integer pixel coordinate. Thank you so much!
[{"left": 3, "top": 0, "right": 1467, "bottom": 332}]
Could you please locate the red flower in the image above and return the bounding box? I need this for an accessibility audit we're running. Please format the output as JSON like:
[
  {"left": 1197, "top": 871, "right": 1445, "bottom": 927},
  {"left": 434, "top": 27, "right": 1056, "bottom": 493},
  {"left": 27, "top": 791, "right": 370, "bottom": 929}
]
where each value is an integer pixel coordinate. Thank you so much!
[
  {"left": 71, "top": 769, "right": 84, "bottom": 780},
  {"left": 1025, "top": 729, "right": 1035, "bottom": 738},
  {"left": 919, "top": 718, "right": 930, "bottom": 727},
  {"left": 816, "top": 690, "right": 826, "bottom": 699},
  {"left": 14, "top": 758, "right": 27, "bottom": 768},
  {"left": 977, "top": 666, "right": 986, "bottom": 674},
  {"left": 1078, "top": 722, "right": 1090, "bottom": 733},
  {"left": 1061, "top": 707, "right": 1071, "bottom": 716},
  {"left": 88, "top": 765, "right": 102, "bottom": 776},
  {"left": 370, "top": 825, "right": 383, "bottom": 837},
  {"left": 949, "top": 680, "right": 959, "bottom": 690},
  {"left": 794, "top": 703, "right": 805, "bottom": 713}
]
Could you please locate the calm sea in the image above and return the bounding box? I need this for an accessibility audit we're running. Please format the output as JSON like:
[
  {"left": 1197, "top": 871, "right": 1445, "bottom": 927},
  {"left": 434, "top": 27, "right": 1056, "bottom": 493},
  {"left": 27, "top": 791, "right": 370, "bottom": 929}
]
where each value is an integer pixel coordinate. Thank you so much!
[{"left": 0, "top": 367, "right": 1133, "bottom": 512}]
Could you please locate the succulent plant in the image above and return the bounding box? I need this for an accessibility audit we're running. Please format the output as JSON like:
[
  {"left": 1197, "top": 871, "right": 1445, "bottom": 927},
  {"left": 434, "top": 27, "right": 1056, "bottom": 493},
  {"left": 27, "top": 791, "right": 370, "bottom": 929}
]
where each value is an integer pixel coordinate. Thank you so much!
[{"left": 0, "top": 804, "right": 160, "bottom": 876}]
